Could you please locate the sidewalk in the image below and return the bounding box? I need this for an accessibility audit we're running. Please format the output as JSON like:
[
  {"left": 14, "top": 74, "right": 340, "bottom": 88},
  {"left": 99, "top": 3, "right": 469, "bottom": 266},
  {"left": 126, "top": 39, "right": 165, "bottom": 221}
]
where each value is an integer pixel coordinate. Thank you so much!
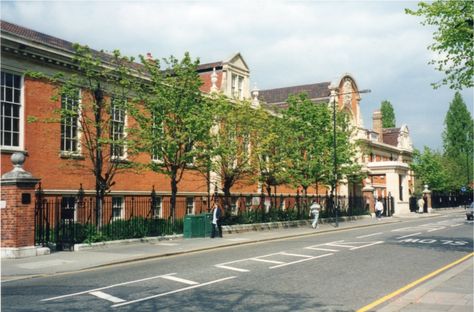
[
  {"left": 2, "top": 210, "right": 457, "bottom": 281},
  {"left": 377, "top": 255, "right": 473, "bottom": 312}
]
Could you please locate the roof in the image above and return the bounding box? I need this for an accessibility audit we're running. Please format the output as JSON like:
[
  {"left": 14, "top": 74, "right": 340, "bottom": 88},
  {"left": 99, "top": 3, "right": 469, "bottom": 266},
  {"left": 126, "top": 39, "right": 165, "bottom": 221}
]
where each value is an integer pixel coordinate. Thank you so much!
[
  {"left": 1, "top": 20, "right": 76, "bottom": 52},
  {"left": 382, "top": 128, "right": 401, "bottom": 147},
  {"left": 1, "top": 20, "right": 225, "bottom": 76},
  {"left": 259, "top": 82, "right": 331, "bottom": 108}
]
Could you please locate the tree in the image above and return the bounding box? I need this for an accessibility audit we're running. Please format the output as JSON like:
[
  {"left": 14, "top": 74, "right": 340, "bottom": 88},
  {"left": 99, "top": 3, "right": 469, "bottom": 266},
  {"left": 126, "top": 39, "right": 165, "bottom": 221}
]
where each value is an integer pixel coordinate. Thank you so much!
[
  {"left": 28, "top": 44, "right": 138, "bottom": 227},
  {"left": 406, "top": 1, "right": 474, "bottom": 89},
  {"left": 411, "top": 147, "right": 450, "bottom": 191},
  {"left": 255, "top": 111, "right": 291, "bottom": 201},
  {"left": 283, "top": 93, "right": 348, "bottom": 195},
  {"left": 442, "top": 91, "right": 474, "bottom": 186},
  {"left": 133, "top": 53, "right": 213, "bottom": 221},
  {"left": 380, "top": 100, "right": 396, "bottom": 128},
  {"left": 197, "top": 94, "right": 261, "bottom": 204},
  {"left": 281, "top": 93, "right": 361, "bottom": 215}
]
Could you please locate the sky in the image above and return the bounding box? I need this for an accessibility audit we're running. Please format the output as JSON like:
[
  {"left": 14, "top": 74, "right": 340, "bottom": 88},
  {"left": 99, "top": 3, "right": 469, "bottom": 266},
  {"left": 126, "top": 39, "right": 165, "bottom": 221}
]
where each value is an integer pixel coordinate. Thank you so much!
[{"left": 1, "top": 0, "right": 473, "bottom": 150}]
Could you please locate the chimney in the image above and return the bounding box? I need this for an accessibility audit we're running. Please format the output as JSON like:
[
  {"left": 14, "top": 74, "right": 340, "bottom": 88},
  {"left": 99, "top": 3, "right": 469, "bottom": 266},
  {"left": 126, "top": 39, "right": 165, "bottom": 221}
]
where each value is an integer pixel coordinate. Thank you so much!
[{"left": 372, "top": 110, "right": 383, "bottom": 142}]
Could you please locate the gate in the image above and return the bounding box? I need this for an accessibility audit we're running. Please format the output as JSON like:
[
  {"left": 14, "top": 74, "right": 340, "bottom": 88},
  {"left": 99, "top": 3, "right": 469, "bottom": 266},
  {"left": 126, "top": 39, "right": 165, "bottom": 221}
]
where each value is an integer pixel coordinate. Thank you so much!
[{"left": 35, "top": 184, "right": 76, "bottom": 251}]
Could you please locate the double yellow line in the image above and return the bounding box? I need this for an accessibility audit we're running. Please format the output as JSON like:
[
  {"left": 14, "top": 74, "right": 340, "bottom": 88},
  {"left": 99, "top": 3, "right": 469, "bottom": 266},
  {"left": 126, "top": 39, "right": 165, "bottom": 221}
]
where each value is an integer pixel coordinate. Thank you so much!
[{"left": 357, "top": 252, "right": 474, "bottom": 312}]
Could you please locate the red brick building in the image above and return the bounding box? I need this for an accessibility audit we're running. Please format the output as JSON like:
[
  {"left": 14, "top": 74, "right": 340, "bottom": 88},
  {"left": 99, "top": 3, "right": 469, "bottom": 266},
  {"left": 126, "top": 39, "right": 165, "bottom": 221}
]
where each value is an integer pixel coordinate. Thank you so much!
[{"left": 1, "top": 21, "right": 415, "bottom": 255}]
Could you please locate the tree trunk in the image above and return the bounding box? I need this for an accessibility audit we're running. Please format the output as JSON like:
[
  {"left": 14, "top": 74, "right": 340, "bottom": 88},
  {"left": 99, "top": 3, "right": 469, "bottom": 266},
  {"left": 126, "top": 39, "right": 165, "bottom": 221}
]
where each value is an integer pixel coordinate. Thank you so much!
[
  {"left": 222, "top": 177, "right": 233, "bottom": 215},
  {"left": 170, "top": 169, "right": 178, "bottom": 222},
  {"left": 265, "top": 184, "right": 272, "bottom": 209}
]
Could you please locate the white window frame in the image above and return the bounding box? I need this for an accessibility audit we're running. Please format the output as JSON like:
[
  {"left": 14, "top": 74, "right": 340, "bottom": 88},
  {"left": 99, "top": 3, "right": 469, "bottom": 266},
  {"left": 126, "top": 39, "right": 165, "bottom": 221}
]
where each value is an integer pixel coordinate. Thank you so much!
[
  {"left": 60, "top": 89, "right": 82, "bottom": 156},
  {"left": 186, "top": 197, "right": 195, "bottom": 215},
  {"left": 1, "top": 71, "right": 24, "bottom": 151},
  {"left": 231, "top": 73, "right": 244, "bottom": 99},
  {"left": 110, "top": 98, "right": 127, "bottom": 160},
  {"left": 151, "top": 113, "right": 163, "bottom": 163},
  {"left": 112, "top": 196, "right": 125, "bottom": 220},
  {"left": 238, "top": 76, "right": 244, "bottom": 99},
  {"left": 153, "top": 196, "right": 163, "bottom": 218},
  {"left": 61, "top": 196, "right": 78, "bottom": 223}
]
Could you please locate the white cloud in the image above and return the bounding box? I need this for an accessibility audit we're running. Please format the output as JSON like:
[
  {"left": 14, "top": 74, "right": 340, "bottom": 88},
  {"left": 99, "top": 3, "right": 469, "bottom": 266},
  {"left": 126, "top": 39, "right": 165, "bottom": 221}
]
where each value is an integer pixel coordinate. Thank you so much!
[{"left": 1, "top": 0, "right": 472, "bottom": 150}]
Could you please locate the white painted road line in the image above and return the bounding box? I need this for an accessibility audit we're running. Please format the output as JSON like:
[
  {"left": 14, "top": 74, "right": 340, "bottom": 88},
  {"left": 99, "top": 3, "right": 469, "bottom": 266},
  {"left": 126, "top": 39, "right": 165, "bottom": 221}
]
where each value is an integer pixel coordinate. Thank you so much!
[
  {"left": 305, "top": 246, "right": 340, "bottom": 252},
  {"left": 349, "top": 241, "right": 384, "bottom": 250},
  {"left": 111, "top": 276, "right": 237, "bottom": 308},
  {"left": 250, "top": 258, "right": 285, "bottom": 264},
  {"left": 280, "top": 252, "right": 314, "bottom": 258},
  {"left": 356, "top": 232, "right": 383, "bottom": 239},
  {"left": 89, "top": 291, "right": 126, "bottom": 303},
  {"left": 215, "top": 265, "right": 250, "bottom": 272},
  {"left": 397, "top": 232, "right": 422, "bottom": 239},
  {"left": 450, "top": 224, "right": 463, "bottom": 227},
  {"left": 41, "top": 273, "right": 178, "bottom": 302},
  {"left": 269, "top": 253, "right": 333, "bottom": 269},
  {"left": 160, "top": 275, "right": 199, "bottom": 285}
]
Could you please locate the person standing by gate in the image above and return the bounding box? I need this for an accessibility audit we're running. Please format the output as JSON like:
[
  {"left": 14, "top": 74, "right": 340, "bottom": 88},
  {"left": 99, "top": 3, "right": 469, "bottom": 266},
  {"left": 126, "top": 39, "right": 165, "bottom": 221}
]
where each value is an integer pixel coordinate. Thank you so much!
[
  {"left": 417, "top": 197, "right": 425, "bottom": 214},
  {"left": 211, "top": 203, "right": 223, "bottom": 238},
  {"left": 309, "top": 199, "right": 321, "bottom": 229},
  {"left": 375, "top": 198, "right": 384, "bottom": 219}
]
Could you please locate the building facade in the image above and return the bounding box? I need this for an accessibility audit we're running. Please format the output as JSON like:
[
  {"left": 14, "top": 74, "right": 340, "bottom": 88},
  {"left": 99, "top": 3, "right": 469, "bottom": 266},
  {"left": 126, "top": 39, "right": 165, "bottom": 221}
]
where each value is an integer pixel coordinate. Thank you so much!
[{"left": 1, "top": 20, "right": 414, "bottom": 217}]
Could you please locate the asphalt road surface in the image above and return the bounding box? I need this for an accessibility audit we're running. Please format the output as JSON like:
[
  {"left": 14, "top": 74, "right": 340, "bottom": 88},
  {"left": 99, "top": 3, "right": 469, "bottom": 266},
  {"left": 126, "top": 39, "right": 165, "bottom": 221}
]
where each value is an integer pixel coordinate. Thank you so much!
[{"left": 2, "top": 213, "right": 473, "bottom": 311}]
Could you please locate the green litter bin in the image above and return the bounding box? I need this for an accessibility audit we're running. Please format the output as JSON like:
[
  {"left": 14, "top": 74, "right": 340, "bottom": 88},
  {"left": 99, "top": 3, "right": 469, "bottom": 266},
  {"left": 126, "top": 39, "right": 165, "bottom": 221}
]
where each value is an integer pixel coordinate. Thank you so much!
[
  {"left": 202, "top": 213, "right": 212, "bottom": 237},
  {"left": 184, "top": 215, "right": 200, "bottom": 238},
  {"left": 184, "top": 213, "right": 213, "bottom": 238}
]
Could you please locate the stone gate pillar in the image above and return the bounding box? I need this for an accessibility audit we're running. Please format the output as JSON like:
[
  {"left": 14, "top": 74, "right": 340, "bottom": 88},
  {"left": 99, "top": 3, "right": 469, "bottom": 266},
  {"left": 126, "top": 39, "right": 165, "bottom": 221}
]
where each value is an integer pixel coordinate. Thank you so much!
[
  {"left": 362, "top": 178, "right": 375, "bottom": 216},
  {"left": 1, "top": 152, "right": 45, "bottom": 258},
  {"left": 423, "top": 185, "right": 432, "bottom": 213}
]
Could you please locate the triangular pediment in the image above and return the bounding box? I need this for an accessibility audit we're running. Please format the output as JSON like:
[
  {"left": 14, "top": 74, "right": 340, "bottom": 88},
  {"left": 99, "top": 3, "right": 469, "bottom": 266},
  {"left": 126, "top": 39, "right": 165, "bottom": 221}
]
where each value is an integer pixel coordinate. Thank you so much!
[{"left": 224, "top": 52, "right": 249, "bottom": 73}]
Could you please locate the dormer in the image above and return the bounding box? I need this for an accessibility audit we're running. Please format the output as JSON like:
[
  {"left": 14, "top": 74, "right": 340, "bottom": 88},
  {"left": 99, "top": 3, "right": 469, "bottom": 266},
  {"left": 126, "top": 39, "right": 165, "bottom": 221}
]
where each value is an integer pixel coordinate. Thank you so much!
[{"left": 221, "top": 53, "right": 250, "bottom": 100}]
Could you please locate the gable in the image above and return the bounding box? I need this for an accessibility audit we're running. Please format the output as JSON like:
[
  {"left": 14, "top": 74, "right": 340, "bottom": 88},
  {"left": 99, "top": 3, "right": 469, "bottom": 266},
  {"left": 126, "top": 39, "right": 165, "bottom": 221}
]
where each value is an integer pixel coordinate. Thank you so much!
[{"left": 224, "top": 53, "right": 249, "bottom": 73}]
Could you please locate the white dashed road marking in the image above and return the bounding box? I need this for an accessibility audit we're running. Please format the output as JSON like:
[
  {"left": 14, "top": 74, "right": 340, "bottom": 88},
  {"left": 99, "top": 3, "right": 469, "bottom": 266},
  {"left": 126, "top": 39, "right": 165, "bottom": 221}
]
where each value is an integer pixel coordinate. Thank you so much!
[
  {"left": 89, "top": 291, "right": 126, "bottom": 304},
  {"left": 397, "top": 232, "right": 422, "bottom": 239},
  {"left": 269, "top": 253, "right": 333, "bottom": 269},
  {"left": 160, "top": 275, "right": 199, "bottom": 285},
  {"left": 111, "top": 276, "right": 237, "bottom": 308},
  {"left": 356, "top": 232, "right": 383, "bottom": 239},
  {"left": 42, "top": 273, "right": 179, "bottom": 302}
]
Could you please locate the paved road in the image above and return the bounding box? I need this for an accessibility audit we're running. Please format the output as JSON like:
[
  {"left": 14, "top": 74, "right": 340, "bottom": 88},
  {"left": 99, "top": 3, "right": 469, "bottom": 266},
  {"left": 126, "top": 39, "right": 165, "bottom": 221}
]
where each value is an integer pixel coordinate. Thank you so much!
[{"left": 2, "top": 213, "right": 472, "bottom": 311}]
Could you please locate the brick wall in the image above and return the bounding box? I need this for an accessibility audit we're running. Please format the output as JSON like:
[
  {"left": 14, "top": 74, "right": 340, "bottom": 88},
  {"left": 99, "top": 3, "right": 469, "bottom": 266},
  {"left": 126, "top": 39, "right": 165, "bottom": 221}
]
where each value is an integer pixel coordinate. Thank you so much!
[{"left": 0, "top": 185, "right": 36, "bottom": 248}]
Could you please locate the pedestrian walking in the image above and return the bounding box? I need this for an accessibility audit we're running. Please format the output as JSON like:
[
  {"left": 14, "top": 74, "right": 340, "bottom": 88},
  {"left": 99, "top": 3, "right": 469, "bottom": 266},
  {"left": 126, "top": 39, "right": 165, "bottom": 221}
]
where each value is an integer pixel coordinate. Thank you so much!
[
  {"left": 309, "top": 199, "right": 321, "bottom": 229},
  {"left": 417, "top": 197, "right": 425, "bottom": 214},
  {"left": 375, "top": 199, "right": 384, "bottom": 219},
  {"left": 211, "top": 203, "right": 223, "bottom": 238}
]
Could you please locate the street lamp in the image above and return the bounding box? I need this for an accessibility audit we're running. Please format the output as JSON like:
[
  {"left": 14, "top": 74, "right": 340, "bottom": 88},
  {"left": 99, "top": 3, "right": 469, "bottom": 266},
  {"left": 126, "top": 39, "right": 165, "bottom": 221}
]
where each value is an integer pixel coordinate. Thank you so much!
[{"left": 330, "top": 87, "right": 371, "bottom": 227}]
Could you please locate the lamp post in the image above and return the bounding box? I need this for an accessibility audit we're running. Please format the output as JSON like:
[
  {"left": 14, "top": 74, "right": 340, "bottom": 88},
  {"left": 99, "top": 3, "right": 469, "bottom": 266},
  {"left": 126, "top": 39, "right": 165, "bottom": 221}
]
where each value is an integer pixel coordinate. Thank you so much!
[{"left": 329, "top": 87, "right": 370, "bottom": 227}]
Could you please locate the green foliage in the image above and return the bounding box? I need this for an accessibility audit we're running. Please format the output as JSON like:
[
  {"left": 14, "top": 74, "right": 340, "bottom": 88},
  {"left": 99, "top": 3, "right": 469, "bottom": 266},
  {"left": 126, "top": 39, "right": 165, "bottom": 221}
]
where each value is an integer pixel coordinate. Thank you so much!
[
  {"left": 196, "top": 94, "right": 268, "bottom": 196},
  {"left": 443, "top": 92, "right": 474, "bottom": 157},
  {"left": 406, "top": 0, "right": 474, "bottom": 89},
  {"left": 281, "top": 93, "right": 360, "bottom": 194},
  {"left": 282, "top": 93, "right": 332, "bottom": 193},
  {"left": 442, "top": 92, "right": 473, "bottom": 186},
  {"left": 255, "top": 107, "right": 292, "bottom": 196},
  {"left": 27, "top": 44, "right": 140, "bottom": 210},
  {"left": 380, "top": 100, "right": 396, "bottom": 128},
  {"left": 132, "top": 53, "right": 213, "bottom": 219},
  {"left": 410, "top": 146, "right": 464, "bottom": 192}
]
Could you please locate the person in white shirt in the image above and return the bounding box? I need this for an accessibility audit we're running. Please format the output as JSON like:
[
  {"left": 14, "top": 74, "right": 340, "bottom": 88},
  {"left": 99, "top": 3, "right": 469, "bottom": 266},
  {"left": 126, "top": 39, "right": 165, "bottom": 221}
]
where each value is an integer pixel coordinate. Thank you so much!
[
  {"left": 375, "top": 199, "right": 384, "bottom": 219},
  {"left": 309, "top": 200, "right": 321, "bottom": 229},
  {"left": 417, "top": 197, "right": 425, "bottom": 213}
]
